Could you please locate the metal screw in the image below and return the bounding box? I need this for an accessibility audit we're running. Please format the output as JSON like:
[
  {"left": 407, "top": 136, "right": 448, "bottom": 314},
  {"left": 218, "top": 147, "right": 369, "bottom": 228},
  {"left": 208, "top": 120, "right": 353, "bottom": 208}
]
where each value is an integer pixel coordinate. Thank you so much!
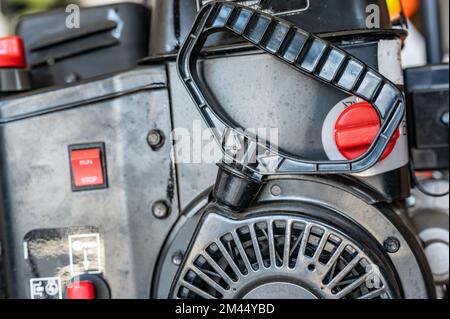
[
  {"left": 147, "top": 129, "right": 165, "bottom": 150},
  {"left": 172, "top": 252, "right": 184, "bottom": 266},
  {"left": 406, "top": 195, "right": 416, "bottom": 208},
  {"left": 152, "top": 200, "right": 171, "bottom": 219},
  {"left": 432, "top": 171, "right": 444, "bottom": 180},
  {"left": 65, "top": 73, "right": 79, "bottom": 83},
  {"left": 270, "top": 185, "right": 282, "bottom": 197},
  {"left": 384, "top": 237, "right": 401, "bottom": 253},
  {"left": 441, "top": 112, "right": 449, "bottom": 126}
]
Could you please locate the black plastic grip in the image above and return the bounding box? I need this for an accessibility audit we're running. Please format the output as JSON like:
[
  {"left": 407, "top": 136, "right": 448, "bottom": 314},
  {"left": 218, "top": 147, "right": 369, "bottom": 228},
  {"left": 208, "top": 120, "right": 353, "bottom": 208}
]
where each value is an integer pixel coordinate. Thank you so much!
[{"left": 177, "top": 1, "right": 406, "bottom": 175}]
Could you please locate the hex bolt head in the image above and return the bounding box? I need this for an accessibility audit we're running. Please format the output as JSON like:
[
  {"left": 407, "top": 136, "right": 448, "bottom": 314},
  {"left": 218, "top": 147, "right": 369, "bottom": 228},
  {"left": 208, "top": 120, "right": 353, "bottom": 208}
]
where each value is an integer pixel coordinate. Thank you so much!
[
  {"left": 406, "top": 195, "right": 416, "bottom": 208},
  {"left": 432, "top": 171, "right": 444, "bottom": 180},
  {"left": 152, "top": 200, "right": 171, "bottom": 219},
  {"left": 442, "top": 112, "right": 449, "bottom": 126},
  {"left": 65, "top": 73, "right": 79, "bottom": 83},
  {"left": 147, "top": 129, "right": 165, "bottom": 150},
  {"left": 270, "top": 185, "right": 282, "bottom": 197},
  {"left": 384, "top": 237, "right": 401, "bottom": 253},
  {"left": 172, "top": 252, "right": 184, "bottom": 266}
]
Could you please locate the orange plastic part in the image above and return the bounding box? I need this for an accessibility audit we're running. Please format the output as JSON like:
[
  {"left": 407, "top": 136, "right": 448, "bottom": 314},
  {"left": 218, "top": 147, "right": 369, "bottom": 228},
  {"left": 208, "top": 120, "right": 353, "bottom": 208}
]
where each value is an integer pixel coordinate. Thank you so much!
[{"left": 387, "top": 0, "right": 420, "bottom": 20}]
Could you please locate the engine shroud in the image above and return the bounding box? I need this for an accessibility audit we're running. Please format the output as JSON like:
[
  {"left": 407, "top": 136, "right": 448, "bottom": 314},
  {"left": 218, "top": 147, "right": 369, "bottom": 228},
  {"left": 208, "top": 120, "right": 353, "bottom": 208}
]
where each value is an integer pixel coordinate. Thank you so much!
[
  {"left": 173, "top": 213, "right": 397, "bottom": 299},
  {"left": 153, "top": 177, "right": 434, "bottom": 299}
]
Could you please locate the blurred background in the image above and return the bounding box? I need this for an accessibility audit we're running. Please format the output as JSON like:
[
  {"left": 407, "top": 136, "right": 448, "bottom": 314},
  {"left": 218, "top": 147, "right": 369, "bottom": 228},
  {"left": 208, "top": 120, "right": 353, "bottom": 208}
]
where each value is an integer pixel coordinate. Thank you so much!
[
  {"left": 0, "top": 0, "right": 149, "bottom": 35},
  {"left": 1, "top": 0, "right": 448, "bottom": 67}
]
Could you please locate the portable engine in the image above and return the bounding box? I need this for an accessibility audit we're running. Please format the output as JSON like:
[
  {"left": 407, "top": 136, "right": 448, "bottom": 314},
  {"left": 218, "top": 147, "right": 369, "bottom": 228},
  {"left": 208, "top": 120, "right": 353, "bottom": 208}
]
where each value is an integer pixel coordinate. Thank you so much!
[{"left": 0, "top": 0, "right": 448, "bottom": 299}]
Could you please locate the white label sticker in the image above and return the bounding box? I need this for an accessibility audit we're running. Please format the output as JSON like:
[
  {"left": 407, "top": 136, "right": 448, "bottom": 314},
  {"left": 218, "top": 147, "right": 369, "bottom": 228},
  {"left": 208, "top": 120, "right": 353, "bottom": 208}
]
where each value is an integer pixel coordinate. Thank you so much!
[
  {"left": 30, "top": 277, "right": 62, "bottom": 300},
  {"left": 68, "top": 233, "right": 102, "bottom": 275}
]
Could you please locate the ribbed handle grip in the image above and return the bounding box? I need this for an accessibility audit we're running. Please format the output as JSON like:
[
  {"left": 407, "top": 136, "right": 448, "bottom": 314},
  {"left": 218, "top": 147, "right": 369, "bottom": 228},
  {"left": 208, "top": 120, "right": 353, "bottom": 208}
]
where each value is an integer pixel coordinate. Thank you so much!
[{"left": 177, "top": 1, "right": 405, "bottom": 174}]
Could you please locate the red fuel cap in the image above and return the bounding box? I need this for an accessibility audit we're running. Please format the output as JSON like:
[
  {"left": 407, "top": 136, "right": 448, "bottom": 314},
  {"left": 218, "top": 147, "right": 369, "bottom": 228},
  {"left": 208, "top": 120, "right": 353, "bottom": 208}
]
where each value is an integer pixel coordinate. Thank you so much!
[
  {"left": 67, "top": 281, "right": 96, "bottom": 299},
  {"left": 335, "top": 101, "right": 400, "bottom": 162},
  {"left": 0, "top": 36, "right": 26, "bottom": 68}
]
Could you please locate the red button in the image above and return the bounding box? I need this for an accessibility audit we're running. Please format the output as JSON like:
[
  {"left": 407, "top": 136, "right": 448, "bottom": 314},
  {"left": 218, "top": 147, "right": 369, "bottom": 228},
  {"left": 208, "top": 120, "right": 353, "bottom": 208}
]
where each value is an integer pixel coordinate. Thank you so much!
[
  {"left": 67, "top": 281, "right": 96, "bottom": 299},
  {"left": 0, "top": 36, "right": 26, "bottom": 68},
  {"left": 70, "top": 148, "right": 104, "bottom": 188},
  {"left": 335, "top": 101, "right": 400, "bottom": 161}
]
